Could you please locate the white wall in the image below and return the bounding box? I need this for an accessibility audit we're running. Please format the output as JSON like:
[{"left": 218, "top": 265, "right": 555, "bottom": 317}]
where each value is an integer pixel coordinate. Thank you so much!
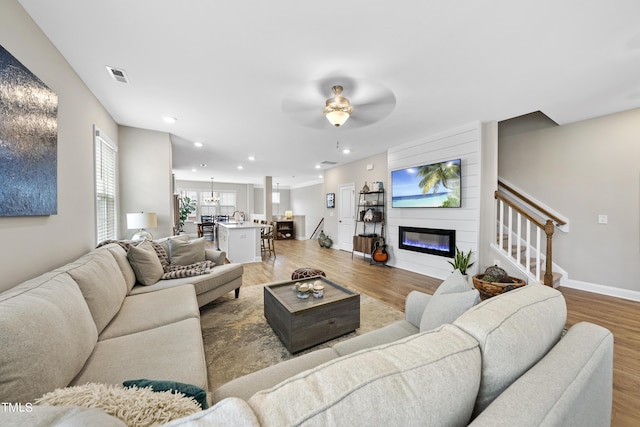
[
  {"left": 291, "top": 183, "right": 324, "bottom": 239},
  {"left": 387, "top": 122, "right": 482, "bottom": 279},
  {"left": 118, "top": 126, "right": 173, "bottom": 239},
  {"left": 499, "top": 108, "right": 640, "bottom": 297},
  {"left": 323, "top": 152, "right": 388, "bottom": 248},
  {"left": 0, "top": 1, "right": 118, "bottom": 292}
]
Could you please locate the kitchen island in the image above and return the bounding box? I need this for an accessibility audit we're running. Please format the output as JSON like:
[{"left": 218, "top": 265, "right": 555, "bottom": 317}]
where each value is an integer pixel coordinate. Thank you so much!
[{"left": 217, "top": 222, "right": 266, "bottom": 263}]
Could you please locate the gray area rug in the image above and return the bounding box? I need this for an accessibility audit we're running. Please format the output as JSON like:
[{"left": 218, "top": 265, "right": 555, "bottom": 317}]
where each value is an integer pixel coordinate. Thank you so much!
[{"left": 200, "top": 284, "right": 405, "bottom": 392}]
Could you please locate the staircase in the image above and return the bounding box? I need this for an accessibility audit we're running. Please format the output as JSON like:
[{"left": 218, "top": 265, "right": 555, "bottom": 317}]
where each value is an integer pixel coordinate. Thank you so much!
[{"left": 494, "top": 181, "right": 565, "bottom": 287}]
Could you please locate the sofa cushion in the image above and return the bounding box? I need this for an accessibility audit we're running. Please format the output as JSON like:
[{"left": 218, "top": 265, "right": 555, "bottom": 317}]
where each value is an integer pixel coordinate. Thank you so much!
[
  {"left": 332, "top": 319, "right": 418, "bottom": 356},
  {"left": 453, "top": 283, "right": 567, "bottom": 416},
  {"left": 99, "top": 284, "right": 200, "bottom": 341},
  {"left": 103, "top": 244, "right": 137, "bottom": 293},
  {"left": 2, "top": 405, "right": 126, "bottom": 427},
  {"left": 66, "top": 250, "right": 128, "bottom": 333},
  {"left": 420, "top": 289, "right": 480, "bottom": 332},
  {"left": 162, "top": 397, "right": 260, "bottom": 427},
  {"left": 248, "top": 325, "right": 481, "bottom": 426},
  {"left": 71, "top": 318, "right": 208, "bottom": 392},
  {"left": 214, "top": 348, "right": 340, "bottom": 403},
  {"left": 169, "top": 237, "right": 206, "bottom": 265},
  {"left": 127, "top": 239, "right": 164, "bottom": 286},
  {"left": 434, "top": 269, "right": 473, "bottom": 295},
  {"left": 0, "top": 271, "right": 98, "bottom": 403},
  {"left": 128, "top": 263, "right": 243, "bottom": 297}
]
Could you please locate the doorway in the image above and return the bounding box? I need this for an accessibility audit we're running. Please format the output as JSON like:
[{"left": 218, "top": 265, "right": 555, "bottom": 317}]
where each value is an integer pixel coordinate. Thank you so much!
[{"left": 337, "top": 183, "right": 355, "bottom": 251}]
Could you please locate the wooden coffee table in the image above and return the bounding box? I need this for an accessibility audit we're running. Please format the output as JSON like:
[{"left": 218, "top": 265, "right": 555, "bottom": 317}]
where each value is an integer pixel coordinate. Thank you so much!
[{"left": 264, "top": 276, "right": 360, "bottom": 353}]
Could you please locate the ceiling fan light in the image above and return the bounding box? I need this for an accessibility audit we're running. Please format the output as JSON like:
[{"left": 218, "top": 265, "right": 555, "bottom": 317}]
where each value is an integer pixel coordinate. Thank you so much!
[
  {"left": 323, "top": 85, "right": 353, "bottom": 127},
  {"left": 324, "top": 110, "right": 351, "bottom": 127}
]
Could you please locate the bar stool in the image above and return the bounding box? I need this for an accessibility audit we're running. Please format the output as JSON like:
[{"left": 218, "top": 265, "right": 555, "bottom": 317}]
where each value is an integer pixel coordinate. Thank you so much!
[{"left": 261, "top": 223, "right": 275, "bottom": 258}]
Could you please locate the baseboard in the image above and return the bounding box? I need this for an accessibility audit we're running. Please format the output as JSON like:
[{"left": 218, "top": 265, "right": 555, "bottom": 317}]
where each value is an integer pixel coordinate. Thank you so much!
[{"left": 561, "top": 278, "right": 640, "bottom": 302}]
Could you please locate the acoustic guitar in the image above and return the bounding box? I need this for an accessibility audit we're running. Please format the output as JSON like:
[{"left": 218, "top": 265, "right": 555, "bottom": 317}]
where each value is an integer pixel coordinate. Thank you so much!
[{"left": 371, "top": 238, "right": 389, "bottom": 264}]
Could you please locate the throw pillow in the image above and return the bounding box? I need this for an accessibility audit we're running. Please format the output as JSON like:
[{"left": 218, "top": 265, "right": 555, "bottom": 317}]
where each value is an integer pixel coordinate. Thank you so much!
[
  {"left": 169, "top": 237, "right": 206, "bottom": 266},
  {"left": 35, "top": 383, "right": 200, "bottom": 426},
  {"left": 127, "top": 240, "right": 164, "bottom": 286},
  {"left": 158, "top": 235, "right": 190, "bottom": 259},
  {"left": 123, "top": 379, "right": 208, "bottom": 409},
  {"left": 420, "top": 289, "right": 481, "bottom": 332},
  {"left": 433, "top": 269, "right": 472, "bottom": 296}
]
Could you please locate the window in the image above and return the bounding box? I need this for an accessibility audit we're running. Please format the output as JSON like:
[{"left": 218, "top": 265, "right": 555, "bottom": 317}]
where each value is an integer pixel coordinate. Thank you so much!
[
  {"left": 178, "top": 189, "right": 236, "bottom": 219},
  {"left": 94, "top": 127, "right": 117, "bottom": 243}
]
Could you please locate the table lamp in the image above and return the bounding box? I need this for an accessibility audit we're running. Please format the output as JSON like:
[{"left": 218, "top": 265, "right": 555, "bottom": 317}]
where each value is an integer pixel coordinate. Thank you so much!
[
  {"left": 285, "top": 210, "right": 293, "bottom": 219},
  {"left": 127, "top": 212, "right": 157, "bottom": 240}
]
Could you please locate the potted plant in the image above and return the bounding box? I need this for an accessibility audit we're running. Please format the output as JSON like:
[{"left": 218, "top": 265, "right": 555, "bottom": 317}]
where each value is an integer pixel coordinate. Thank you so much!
[
  {"left": 448, "top": 246, "right": 474, "bottom": 275},
  {"left": 178, "top": 196, "right": 196, "bottom": 233}
]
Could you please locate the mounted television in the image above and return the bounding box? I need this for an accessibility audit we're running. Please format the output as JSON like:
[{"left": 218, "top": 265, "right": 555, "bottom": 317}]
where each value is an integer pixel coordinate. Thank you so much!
[{"left": 391, "top": 159, "right": 461, "bottom": 208}]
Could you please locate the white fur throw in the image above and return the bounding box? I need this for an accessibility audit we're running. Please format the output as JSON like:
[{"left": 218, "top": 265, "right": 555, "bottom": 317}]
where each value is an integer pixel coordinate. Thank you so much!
[{"left": 36, "top": 383, "right": 201, "bottom": 427}]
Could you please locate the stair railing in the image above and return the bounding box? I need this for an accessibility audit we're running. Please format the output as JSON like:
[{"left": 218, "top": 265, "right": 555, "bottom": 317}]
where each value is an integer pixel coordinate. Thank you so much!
[
  {"left": 495, "top": 181, "right": 565, "bottom": 287},
  {"left": 310, "top": 218, "right": 324, "bottom": 240}
]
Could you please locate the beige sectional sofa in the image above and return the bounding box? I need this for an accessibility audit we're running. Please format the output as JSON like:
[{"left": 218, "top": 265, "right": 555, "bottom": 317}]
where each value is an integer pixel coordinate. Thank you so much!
[
  {"left": 170, "top": 281, "right": 613, "bottom": 426},
  {"left": 0, "top": 239, "right": 242, "bottom": 407},
  {"left": 2, "top": 261, "right": 613, "bottom": 426}
]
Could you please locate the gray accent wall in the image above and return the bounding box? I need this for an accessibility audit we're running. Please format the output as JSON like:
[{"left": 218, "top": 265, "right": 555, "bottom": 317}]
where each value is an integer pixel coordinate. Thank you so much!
[
  {"left": 499, "top": 107, "right": 640, "bottom": 295},
  {"left": 291, "top": 183, "right": 324, "bottom": 239},
  {"left": 119, "top": 126, "right": 173, "bottom": 239},
  {"left": 0, "top": 1, "right": 118, "bottom": 292}
]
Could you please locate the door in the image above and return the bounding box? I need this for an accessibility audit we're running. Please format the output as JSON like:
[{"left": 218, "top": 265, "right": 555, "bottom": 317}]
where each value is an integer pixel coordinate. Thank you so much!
[{"left": 338, "top": 183, "right": 355, "bottom": 252}]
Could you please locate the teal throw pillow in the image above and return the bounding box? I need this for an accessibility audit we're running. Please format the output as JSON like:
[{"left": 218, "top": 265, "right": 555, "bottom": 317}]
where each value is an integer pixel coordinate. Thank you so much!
[{"left": 123, "top": 379, "right": 208, "bottom": 409}]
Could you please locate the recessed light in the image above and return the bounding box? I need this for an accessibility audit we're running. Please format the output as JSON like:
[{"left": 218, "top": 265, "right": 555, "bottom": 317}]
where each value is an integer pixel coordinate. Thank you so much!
[
  {"left": 163, "top": 116, "right": 177, "bottom": 123},
  {"left": 318, "top": 175, "right": 323, "bottom": 179},
  {"left": 194, "top": 142, "right": 203, "bottom": 147},
  {"left": 200, "top": 163, "right": 207, "bottom": 167},
  {"left": 237, "top": 165, "right": 243, "bottom": 170},
  {"left": 342, "top": 148, "right": 351, "bottom": 154},
  {"left": 191, "top": 168, "right": 197, "bottom": 172},
  {"left": 315, "top": 164, "right": 321, "bottom": 169},
  {"left": 248, "top": 156, "right": 255, "bottom": 161}
]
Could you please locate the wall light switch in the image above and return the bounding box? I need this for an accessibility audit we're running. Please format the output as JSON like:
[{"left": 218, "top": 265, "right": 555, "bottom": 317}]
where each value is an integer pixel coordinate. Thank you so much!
[{"left": 598, "top": 215, "right": 608, "bottom": 224}]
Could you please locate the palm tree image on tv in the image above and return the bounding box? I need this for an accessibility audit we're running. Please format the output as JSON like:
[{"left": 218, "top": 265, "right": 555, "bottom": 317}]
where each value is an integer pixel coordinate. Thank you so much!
[{"left": 391, "top": 159, "right": 461, "bottom": 208}]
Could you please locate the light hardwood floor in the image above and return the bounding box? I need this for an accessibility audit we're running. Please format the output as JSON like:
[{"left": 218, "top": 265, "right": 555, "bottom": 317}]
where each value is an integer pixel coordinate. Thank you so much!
[{"left": 215, "top": 238, "right": 640, "bottom": 426}]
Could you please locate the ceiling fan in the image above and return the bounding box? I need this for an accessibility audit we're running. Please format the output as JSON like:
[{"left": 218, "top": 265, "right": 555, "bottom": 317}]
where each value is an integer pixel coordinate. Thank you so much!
[{"left": 281, "top": 75, "right": 396, "bottom": 130}]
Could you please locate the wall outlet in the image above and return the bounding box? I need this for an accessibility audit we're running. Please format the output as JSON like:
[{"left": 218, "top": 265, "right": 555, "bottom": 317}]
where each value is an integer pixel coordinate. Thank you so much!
[{"left": 598, "top": 214, "right": 608, "bottom": 224}]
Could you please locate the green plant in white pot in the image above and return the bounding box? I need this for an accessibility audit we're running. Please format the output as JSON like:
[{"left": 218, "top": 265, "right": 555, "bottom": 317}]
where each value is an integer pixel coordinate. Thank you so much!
[{"left": 448, "top": 246, "right": 474, "bottom": 275}]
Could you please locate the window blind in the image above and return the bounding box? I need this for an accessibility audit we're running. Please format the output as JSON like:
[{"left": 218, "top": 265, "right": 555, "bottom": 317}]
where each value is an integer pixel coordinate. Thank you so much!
[{"left": 95, "top": 129, "right": 117, "bottom": 243}]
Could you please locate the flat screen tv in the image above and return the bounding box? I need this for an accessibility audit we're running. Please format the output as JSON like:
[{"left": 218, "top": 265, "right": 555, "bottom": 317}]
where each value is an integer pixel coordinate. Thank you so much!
[{"left": 391, "top": 159, "right": 461, "bottom": 208}]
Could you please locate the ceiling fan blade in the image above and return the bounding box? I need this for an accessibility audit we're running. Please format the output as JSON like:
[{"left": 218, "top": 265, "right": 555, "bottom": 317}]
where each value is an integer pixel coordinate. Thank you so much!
[{"left": 281, "top": 97, "right": 318, "bottom": 114}]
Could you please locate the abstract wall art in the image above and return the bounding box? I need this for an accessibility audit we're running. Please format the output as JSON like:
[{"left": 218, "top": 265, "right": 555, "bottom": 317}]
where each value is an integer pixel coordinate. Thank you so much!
[{"left": 0, "top": 44, "right": 58, "bottom": 216}]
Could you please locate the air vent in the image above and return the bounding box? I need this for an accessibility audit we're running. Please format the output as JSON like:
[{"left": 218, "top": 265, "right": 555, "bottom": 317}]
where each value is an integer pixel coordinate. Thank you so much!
[
  {"left": 320, "top": 160, "right": 338, "bottom": 165},
  {"left": 106, "top": 66, "right": 130, "bottom": 84}
]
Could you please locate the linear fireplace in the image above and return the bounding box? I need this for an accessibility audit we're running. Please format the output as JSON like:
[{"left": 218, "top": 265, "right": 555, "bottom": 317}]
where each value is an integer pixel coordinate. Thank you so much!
[{"left": 398, "top": 226, "right": 456, "bottom": 258}]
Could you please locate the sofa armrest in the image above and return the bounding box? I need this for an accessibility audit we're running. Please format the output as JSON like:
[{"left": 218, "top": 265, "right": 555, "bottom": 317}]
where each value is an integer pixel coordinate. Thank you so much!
[
  {"left": 469, "top": 322, "right": 613, "bottom": 427},
  {"left": 205, "top": 249, "right": 227, "bottom": 265},
  {"left": 404, "top": 290, "right": 432, "bottom": 328}
]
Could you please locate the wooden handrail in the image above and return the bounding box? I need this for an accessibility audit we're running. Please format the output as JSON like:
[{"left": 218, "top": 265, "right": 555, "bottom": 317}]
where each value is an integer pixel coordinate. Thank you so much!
[
  {"left": 495, "top": 190, "right": 555, "bottom": 287},
  {"left": 310, "top": 218, "right": 324, "bottom": 239},
  {"left": 498, "top": 180, "right": 566, "bottom": 226}
]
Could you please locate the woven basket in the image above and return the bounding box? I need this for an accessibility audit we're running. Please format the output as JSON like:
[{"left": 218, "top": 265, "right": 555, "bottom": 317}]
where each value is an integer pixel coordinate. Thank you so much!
[{"left": 472, "top": 275, "right": 525, "bottom": 300}]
